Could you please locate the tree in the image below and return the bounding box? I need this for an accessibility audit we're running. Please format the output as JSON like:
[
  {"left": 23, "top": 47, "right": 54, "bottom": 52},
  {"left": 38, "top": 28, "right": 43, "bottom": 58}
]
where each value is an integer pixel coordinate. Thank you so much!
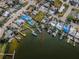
[{"left": 67, "top": 15, "right": 74, "bottom": 23}]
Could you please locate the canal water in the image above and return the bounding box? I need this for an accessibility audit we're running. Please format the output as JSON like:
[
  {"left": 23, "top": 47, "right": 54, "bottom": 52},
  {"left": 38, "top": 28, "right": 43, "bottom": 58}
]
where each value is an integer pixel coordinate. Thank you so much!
[{"left": 15, "top": 31, "right": 79, "bottom": 59}]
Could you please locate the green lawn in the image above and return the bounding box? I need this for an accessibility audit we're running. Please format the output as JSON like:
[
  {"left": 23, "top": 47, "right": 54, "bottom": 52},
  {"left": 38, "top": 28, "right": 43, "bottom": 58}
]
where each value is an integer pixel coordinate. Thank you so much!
[
  {"left": 33, "top": 11, "right": 45, "bottom": 22},
  {"left": 0, "top": 43, "right": 8, "bottom": 59}
]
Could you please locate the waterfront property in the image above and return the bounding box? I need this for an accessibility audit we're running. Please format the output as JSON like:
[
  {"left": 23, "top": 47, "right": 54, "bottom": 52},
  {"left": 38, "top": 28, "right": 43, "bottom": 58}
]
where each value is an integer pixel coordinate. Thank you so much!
[{"left": 0, "top": 0, "right": 79, "bottom": 59}]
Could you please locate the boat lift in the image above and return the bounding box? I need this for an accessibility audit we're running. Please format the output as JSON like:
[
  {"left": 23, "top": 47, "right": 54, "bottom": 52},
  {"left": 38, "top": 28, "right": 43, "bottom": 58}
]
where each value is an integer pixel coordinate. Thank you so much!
[{"left": 0, "top": 50, "right": 15, "bottom": 59}]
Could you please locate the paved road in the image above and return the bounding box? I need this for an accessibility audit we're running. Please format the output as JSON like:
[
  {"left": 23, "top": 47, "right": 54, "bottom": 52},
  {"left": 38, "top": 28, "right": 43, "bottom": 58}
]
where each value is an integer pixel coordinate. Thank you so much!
[
  {"left": 3, "top": 4, "right": 30, "bottom": 28},
  {"left": 56, "top": 0, "right": 79, "bottom": 28},
  {"left": 0, "top": 0, "right": 79, "bottom": 38},
  {"left": 60, "top": 4, "right": 79, "bottom": 28},
  {"left": 0, "top": 0, "right": 37, "bottom": 38},
  {"left": 0, "top": 3, "right": 30, "bottom": 38},
  {"left": 0, "top": 28, "right": 4, "bottom": 38},
  {"left": 60, "top": 5, "right": 73, "bottom": 22}
]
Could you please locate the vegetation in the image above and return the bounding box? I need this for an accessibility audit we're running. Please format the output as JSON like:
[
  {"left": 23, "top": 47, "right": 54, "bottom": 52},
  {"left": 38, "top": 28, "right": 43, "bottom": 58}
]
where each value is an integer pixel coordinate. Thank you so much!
[
  {"left": 0, "top": 21, "right": 4, "bottom": 27},
  {"left": 58, "top": 12, "right": 64, "bottom": 17},
  {"left": 67, "top": 15, "right": 74, "bottom": 22},
  {"left": 0, "top": 43, "right": 8, "bottom": 59},
  {"left": 54, "top": 0, "right": 62, "bottom": 8},
  {"left": 63, "top": 4, "right": 69, "bottom": 8},
  {"left": 33, "top": 11, "right": 45, "bottom": 22}
]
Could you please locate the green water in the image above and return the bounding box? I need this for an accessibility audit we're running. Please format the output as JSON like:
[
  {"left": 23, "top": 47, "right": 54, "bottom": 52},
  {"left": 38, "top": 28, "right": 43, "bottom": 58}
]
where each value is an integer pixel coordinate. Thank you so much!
[{"left": 15, "top": 31, "right": 79, "bottom": 59}]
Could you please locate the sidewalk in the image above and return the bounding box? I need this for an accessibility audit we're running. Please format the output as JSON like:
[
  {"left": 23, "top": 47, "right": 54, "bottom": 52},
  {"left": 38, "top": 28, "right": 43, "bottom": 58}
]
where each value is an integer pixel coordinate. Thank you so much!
[
  {"left": 0, "top": 3, "right": 30, "bottom": 38},
  {"left": 3, "top": 4, "right": 30, "bottom": 28},
  {"left": 60, "top": 5, "right": 73, "bottom": 22},
  {"left": 0, "top": 28, "right": 4, "bottom": 38}
]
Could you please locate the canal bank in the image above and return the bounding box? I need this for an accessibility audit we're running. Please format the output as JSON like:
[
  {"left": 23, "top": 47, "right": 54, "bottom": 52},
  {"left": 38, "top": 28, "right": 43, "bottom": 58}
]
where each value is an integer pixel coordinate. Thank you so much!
[{"left": 15, "top": 30, "right": 79, "bottom": 59}]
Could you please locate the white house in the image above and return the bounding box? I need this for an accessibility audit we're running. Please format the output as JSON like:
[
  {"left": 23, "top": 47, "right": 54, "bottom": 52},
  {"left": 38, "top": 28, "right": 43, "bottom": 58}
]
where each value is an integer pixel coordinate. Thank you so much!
[
  {"left": 74, "top": 31, "right": 79, "bottom": 43},
  {"left": 3, "top": 11, "right": 10, "bottom": 17},
  {"left": 58, "top": 5, "right": 65, "bottom": 13},
  {"left": 69, "top": 26, "right": 77, "bottom": 36}
]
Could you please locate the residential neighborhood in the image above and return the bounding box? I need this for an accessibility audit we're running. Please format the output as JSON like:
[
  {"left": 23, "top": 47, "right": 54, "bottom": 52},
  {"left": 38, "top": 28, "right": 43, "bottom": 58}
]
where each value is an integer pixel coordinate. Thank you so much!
[{"left": 0, "top": 0, "right": 79, "bottom": 59}]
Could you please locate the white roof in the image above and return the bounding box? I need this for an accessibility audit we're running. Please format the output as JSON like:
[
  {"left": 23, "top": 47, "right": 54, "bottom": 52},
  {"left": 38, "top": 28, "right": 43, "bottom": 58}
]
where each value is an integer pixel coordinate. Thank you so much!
[
  {"left": 15, "top": 19, "right": 25, "bottom": 24},
  {"left": 75, "top": 32, "right": 79, "bottom": 38},
  {"left": 39, "top": 6, "right": 48, "bottom": 12},
  {"left": 3, "top": 11, "right": 10, "bottom": 17},
  {"left": 49, "top": 10, "right": 55, "bottom": 15},
  {"left": 58, "top": 5, "right": 65, "bottom": 13},
  {"left": 77, "top": 13, "right": 79, "bottom": 19},
  {"left": 41, "top": 19, "right": 46, "bottom": 23},
  {"left": 69, "top": 27, "right": 77, "bottom": 36},
  {"left": 44, "top": 2, "right": 50, "bottom": 7},
  {"left": 5, "top": 30, "right": 13, "bottom": 38},
  {"left": 56, "top": 22, "right": 64, "bottom": 30},
  {"left": 50, "top": 22, "right": 56, "bottom": 26},
  {"left": 50, "top": 21, "right": 57, "bottom": 27}
]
